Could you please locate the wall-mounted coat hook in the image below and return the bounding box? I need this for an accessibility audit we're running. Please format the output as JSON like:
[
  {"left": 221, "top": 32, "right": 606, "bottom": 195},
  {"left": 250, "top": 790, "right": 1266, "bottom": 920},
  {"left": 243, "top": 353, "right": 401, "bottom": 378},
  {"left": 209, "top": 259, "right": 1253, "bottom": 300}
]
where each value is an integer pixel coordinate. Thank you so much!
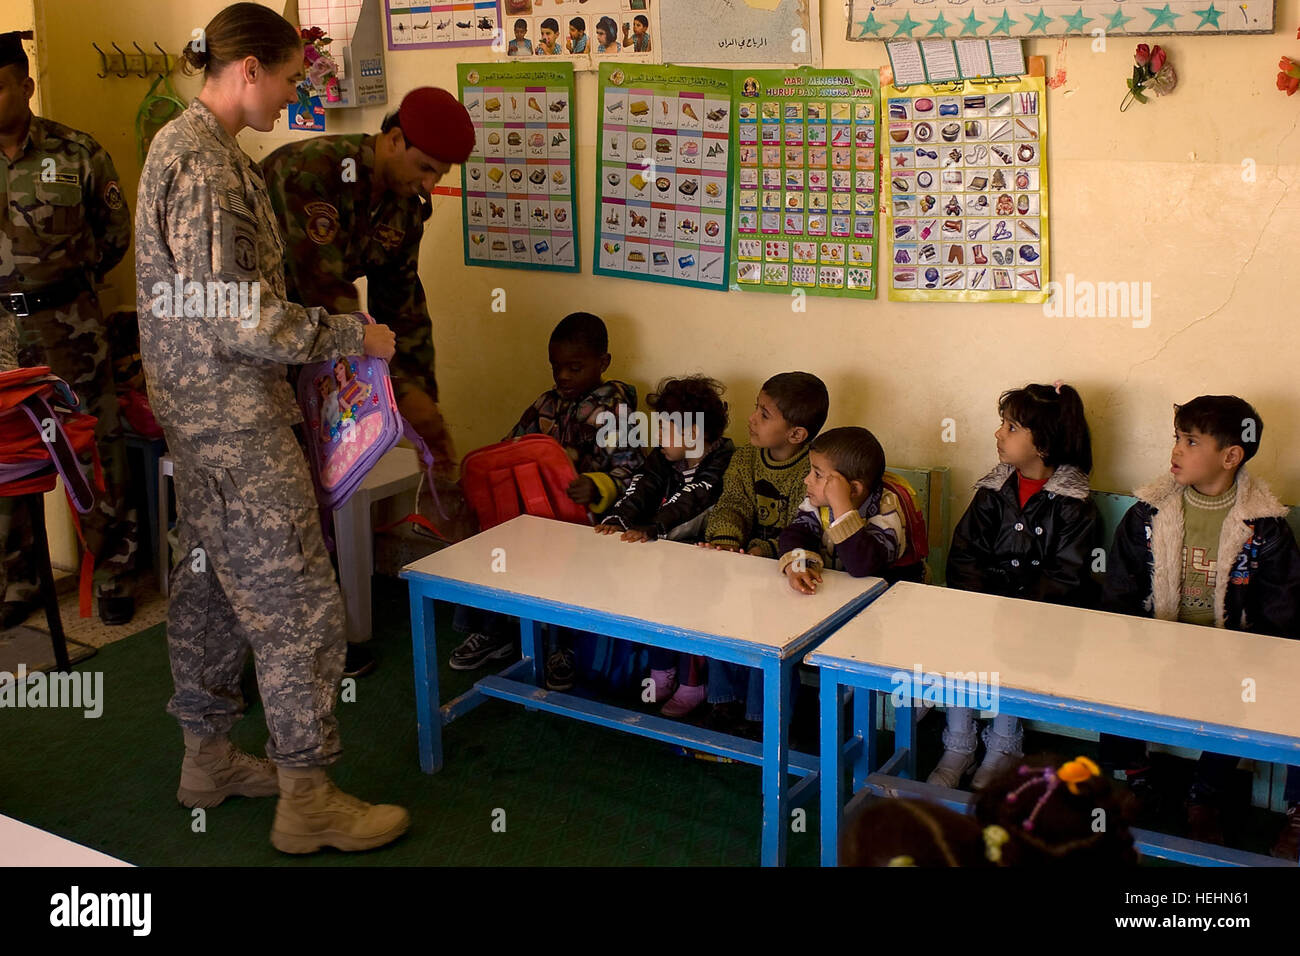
[
  {"left": 110, "top": 42, "right": 129, "bottom": 78},
  {"left": 131, "top": 41, "right": 150, "bottom": 78},
  {"left": 153, "top": 42, "right": 174, "bottom": 76},
  {"left": 91, "top": 42, "right": 109, "bottom": 79}
]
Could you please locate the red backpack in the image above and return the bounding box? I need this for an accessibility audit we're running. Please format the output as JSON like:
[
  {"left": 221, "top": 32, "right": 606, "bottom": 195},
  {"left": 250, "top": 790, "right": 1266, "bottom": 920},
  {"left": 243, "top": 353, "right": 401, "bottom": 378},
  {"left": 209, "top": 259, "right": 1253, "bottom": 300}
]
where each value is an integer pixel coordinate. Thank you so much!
[{"left": 459, "top": 434, "right": 591, "bottom": 531}]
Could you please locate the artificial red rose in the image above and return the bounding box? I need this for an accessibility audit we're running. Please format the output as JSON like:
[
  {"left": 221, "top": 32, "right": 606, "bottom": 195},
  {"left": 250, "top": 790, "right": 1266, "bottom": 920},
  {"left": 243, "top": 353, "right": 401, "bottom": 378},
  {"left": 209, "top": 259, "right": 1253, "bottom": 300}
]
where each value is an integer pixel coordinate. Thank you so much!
[
  {"left": 1135, "top": 43, "right": 1151, "bottom": 68},
  {"left": 1149, "top": 46, "right": 1166, "bottom": 73},
  {"left": 1281, "top": 72, "right": 1300, "bottom": 96},
  {"left": 1283, "top": 56, "right": 1295, "bottom": 73}
]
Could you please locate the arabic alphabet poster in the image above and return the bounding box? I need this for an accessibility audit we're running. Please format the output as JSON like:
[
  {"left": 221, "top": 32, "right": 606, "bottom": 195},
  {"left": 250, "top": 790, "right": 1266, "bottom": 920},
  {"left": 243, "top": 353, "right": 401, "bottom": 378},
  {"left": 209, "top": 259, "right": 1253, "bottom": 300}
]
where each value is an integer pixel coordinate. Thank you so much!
[
  {"left": 386, "top": 1, "right": 500, "bottom": 49},
  {"left": 659, "top": 0, "right": 822, "bottom": 66},
  {"left": 846, "top": 0, "right": 1271, "bottom": 39},
  {"left": 882, "top": 77, "right": 1050, "bottom": 303},
  {"left": 731, "top": 68, "right": 879, "bottom": 299},
  {"left": 594, "top": 63, "right": 734, "bottom": 291},
  {"left": 460, "top": 63, "right": 579, "bottom": 272}
]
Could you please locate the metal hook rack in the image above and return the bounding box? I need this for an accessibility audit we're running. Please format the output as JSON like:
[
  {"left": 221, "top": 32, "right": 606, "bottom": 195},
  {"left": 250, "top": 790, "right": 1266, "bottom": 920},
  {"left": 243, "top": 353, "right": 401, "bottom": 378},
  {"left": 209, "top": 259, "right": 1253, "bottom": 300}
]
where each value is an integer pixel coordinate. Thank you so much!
[{"left": 91, "top": 40, "right": 177, "bottom": 79}]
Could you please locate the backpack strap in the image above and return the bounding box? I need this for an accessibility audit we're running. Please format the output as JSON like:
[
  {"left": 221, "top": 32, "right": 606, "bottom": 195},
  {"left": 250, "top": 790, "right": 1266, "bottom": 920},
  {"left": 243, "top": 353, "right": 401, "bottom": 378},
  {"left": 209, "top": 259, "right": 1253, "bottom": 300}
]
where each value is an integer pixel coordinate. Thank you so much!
[
  {"left": 512, "top": 461, "right": 556, "bottom": 519},
  {"left": 17, "top": 394, "right": 96, "bottom": 513},
  {"left": 489, "top": 467, "right": 523, "bottom": 525}
]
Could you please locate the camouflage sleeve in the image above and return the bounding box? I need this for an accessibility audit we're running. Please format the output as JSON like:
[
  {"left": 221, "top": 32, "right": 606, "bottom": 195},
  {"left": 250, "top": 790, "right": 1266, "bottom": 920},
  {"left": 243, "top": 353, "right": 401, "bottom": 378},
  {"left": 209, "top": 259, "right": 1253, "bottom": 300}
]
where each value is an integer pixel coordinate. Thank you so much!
[
  {"left": 263, "top": 162, "right": 362, "bottom": 315},
  {"left": 84, "top": 140, "right": 130, "bottom": 279},
  {"left": 369, "top": 215, "right": 436, "bottom": 401},
  {"left": 160, "top": 155, "right": 364, "bottom": 363}
]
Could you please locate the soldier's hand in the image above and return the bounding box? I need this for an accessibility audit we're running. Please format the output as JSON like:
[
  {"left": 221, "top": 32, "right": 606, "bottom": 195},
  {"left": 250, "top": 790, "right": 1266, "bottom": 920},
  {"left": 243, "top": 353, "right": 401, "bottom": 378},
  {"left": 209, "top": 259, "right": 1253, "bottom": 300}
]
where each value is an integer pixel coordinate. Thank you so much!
[{"left": 363, "top": 323, "right": 397, "bottom": 361}]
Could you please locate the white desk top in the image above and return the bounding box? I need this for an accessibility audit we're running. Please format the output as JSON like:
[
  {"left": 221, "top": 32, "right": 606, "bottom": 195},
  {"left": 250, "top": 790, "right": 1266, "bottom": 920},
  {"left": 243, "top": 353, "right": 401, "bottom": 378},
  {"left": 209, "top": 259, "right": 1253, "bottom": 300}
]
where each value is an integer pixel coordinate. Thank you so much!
[
  {"left": 809, "top": 581, "right": 1300, "bottom": 740},
  {"left": 0, "top": 815, "right": 131, "bottom": 867},
  {"left": 404, "top": 515, "right": 885, "bottom": 652}
]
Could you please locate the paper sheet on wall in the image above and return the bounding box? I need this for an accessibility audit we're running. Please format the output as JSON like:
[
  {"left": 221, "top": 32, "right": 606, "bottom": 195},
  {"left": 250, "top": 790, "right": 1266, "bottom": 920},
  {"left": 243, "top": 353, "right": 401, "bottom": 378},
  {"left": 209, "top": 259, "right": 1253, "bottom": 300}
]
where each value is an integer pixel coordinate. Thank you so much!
[
  {"left": 731, "top": 68, "right": 879, "bottom": 299},
  {"left": 385, "top": 0, "right": 500, "bottom": 49},
  {"left": 496, "top": 1, "right": 658, "bottom": 70},
  {"left": 460, "top": 63, "right": 579, "bottom": 272},
  {"left": 594, "top": 63, "right": 733, "bottom": 290},
  {"left": 882, "top": 77, "right": 1049, "bottom": 303},
  {"left": 659, "top": 0, "right": 822, "bottom": 66}
]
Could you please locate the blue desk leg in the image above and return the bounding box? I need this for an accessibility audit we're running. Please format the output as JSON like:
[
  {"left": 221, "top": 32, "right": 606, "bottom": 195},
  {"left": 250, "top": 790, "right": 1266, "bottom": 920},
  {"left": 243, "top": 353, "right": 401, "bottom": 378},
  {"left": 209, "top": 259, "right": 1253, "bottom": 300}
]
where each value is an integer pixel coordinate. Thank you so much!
[
  {"left": 820, "top": 677, "right": 845, "bottom": 867},
  {"left": 409, "top": 587, "right": 443, "bottom": 774},
  {"left": 852, "top": 686, "right": 875, "bottom": 793},
  {"left": 760, "top": 656, "right": 793, "bottom": 867},
  {"left": 895, "top": 698, "right": 917, "bottom": 780},
  {"left": 520, "top": 617, "right": 544, "bottom": 687}
]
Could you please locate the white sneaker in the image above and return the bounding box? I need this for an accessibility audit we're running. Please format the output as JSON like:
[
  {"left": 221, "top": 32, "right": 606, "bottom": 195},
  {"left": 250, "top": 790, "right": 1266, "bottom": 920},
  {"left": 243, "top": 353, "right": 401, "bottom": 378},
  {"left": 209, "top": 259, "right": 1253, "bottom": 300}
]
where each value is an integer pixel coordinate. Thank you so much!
[
  {"left": 926, "top": 749, "right": 976, "bottom": 789},
  {"left": 972, "top": 750, "right": 1022, "bottom": 790}
]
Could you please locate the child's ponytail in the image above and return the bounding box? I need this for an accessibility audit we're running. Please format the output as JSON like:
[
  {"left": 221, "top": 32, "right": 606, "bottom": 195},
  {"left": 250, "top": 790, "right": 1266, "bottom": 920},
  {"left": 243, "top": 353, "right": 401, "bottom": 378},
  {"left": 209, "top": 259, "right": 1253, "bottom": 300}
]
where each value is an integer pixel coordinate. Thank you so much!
[{"left": 997, "top": 382, "right": 1093, "bottom": 474}]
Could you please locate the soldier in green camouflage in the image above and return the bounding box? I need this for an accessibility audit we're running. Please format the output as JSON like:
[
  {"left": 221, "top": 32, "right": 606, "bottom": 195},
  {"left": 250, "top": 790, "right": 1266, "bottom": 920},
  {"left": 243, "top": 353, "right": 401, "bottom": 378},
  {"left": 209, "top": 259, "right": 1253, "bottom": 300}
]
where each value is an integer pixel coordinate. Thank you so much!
[
  {"left": 262, "top": 86, "right": 474, "bottom": 476},
  {"left": 0, "top": 31, "right": 138, "bottom": 625},
  {"left": 136, "top": 2, "right": 408, "bottom": 854}
]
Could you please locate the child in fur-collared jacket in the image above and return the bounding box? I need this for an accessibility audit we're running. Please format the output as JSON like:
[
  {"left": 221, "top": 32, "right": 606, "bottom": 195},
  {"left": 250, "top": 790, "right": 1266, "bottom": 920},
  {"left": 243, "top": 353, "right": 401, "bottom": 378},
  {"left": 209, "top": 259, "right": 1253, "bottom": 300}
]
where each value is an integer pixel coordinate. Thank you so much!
[
  {"left": 930, "top": 382, "right": 1100, "bottom": 793},
  {"left": 1100, "top": 395, "right": 1300, "bottom": 858}
]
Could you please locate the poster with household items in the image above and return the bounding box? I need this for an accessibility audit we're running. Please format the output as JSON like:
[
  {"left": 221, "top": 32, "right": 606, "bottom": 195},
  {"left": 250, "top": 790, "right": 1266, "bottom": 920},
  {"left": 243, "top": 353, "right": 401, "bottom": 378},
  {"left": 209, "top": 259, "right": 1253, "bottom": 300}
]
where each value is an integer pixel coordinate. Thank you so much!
[
  {"left": 501, "top": 0, "right": 657, "bottom": 68},
  {"left": 594, "top": 63, "right": 734, "bottom": 290},
  {"left": 731, "top": 67, "right": 879, "bottom": 299},
  {"left": 883, "top": 76, "right": 1049, "bottom": 303},
  {"left": 459, "top": 62, "right": 579, "bottom": 272}
]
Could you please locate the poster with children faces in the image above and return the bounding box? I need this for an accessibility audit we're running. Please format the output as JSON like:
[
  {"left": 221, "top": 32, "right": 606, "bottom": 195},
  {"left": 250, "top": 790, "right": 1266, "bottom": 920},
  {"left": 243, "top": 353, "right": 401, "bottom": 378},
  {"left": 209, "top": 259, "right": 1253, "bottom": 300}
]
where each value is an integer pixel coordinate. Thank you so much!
[
  {"left": 499, "top": 0, "right": 659, "bottom": 70},
  {"left": 460, "top": 63, "right": 579, "bottom": 272},
  {"left": 731, "top": 67, "right": 879, "bottom": 299},
  {"left": 883, "top": 77, "right": 1049, "bottom": 303},
  {"left": 594, "top": 63, "right": 733, "bottom": 291},
  {"left": 386, "top": 1, "right": 501, "bottom": 48}
]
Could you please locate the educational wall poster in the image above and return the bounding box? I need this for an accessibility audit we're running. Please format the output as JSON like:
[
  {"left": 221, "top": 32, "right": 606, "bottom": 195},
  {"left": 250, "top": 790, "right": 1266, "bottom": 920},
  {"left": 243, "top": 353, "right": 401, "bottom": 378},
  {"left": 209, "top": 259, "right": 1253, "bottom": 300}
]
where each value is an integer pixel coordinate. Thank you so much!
[
  {"left": 732, "top": 68, "right": 879, "bottom": 299},
  {"left": 459, "top": 63, "right": 579, "bottom": 272},
  {"left": 847, "top": 0, "right": 1273, "bottom": 39},
  {"left": 500, "top": 0, "right": 658, "bottom": 69},
  {"left": 659, "top": 0, "right": 822, "bottom": 67},
  {"left": 385, "top": 0, "right": 500, "bottom": 48},
  {"left": 594, "top": 64, "right": 733, "bottom": 291},
  {"left": 882, "top": 77, "right": 1049, "bottom": 303}
]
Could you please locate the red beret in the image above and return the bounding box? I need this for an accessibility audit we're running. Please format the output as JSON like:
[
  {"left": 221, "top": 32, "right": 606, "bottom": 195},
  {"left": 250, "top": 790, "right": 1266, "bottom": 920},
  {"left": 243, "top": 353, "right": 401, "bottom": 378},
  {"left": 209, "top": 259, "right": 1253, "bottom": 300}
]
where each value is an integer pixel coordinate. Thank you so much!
[{"left": 398, "top": 87, "right": 474, "bottom": 164}]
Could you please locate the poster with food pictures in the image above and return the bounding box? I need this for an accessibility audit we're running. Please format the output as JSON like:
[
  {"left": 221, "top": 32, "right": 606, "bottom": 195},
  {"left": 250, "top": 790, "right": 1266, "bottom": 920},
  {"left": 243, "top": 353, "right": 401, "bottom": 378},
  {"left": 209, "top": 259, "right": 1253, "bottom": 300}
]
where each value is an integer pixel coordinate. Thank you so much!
[
  {"left": 459, "top": 63, "right": 579, "bottom": 272},
  {"left": 594, "top": 63, "right": 733, "bottom": 291},
  {"left": 500, "top": 0, "right": 658, "bottom": 69},
  {"left": 883, "top": 77, "right": 1049, "bottom": 303},
  {"left": 731, "top": 67, "right": 879, "bottom": 299},
  {"left": 386, "top": 0, "right": 501, "bottom": 48}
]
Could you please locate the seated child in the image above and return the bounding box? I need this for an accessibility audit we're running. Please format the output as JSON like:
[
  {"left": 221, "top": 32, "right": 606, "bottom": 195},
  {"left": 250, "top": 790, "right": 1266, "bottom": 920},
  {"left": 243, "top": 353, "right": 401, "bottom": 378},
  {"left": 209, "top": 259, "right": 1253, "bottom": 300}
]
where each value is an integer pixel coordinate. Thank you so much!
[
  {"left": 595, "top": 375, "right": 735, "bottom": 716},
  {"left": 778, "top": 425, "right": 927, "bottom": 594},
  {"left": 1100, "top": 395, "right": 1300, "bottom": 857},
  {"left": 931, "top": 382, "right": 1098, "bottom": 791},
  {"left": 450, "top": 312, "right": 645, "bottom": 689},
  {"left": 701, "top": 371, "right": 828, "bottom": 732},
  {"left": 841, "top": 755, "right": 1136, "bottom": 867}
]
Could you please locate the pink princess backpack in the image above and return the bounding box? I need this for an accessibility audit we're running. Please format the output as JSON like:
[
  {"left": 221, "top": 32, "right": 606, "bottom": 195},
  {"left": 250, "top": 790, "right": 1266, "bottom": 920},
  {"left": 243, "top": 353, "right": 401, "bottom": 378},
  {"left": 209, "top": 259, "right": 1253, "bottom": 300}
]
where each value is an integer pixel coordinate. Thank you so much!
[{"left": 296, "top": 313, "right": 438, "bottom": 515}]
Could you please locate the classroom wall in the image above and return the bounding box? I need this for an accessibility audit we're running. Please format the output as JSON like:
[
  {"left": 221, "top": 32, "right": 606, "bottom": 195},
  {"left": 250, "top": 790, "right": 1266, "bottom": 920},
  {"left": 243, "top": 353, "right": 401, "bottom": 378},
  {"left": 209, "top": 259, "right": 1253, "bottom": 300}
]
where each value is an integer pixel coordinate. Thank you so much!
[{"left": 29, "top": 0, "right": 1300, "bottom": 552}]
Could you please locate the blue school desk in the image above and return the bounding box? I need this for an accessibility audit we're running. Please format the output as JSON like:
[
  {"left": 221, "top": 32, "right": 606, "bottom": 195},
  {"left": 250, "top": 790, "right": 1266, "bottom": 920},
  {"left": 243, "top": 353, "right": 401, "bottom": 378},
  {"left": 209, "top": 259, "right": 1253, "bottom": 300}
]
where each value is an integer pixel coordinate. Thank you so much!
[
  {"left": 809, "top": 581, "right": 1300, "bottom": 867},
  {"left": 400, "top": 514, "right": 887, "bottom": 866}
]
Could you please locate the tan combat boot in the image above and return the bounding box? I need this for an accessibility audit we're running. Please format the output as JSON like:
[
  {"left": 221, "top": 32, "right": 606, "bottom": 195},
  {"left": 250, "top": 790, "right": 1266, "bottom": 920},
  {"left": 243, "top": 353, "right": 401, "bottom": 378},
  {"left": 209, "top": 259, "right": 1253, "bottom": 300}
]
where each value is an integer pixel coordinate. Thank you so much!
[
  {"left": 177, "top": 730, "right": 280, "bottom": 808},
  {"left": 270, "top": 767, "right": 410, "bottom": 854}
]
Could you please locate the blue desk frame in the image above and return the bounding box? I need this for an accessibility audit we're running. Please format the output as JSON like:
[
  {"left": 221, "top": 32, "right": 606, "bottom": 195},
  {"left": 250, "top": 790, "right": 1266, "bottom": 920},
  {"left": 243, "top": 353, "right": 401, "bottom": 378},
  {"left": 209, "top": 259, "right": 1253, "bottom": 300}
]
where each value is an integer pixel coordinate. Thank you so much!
[
  {"left": 402, "top": 570, "right": 887, "bottom": 866},
  {"left": 812, "top": 660, "right": 1300, "bottom": 867}
]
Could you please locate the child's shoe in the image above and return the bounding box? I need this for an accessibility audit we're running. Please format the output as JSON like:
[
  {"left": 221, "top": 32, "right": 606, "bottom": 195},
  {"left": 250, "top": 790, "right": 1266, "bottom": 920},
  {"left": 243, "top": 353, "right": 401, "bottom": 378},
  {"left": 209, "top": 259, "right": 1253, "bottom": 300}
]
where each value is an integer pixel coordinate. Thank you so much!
[
  {"left": 649, "top": 668, "right": 678, "bottom": 704},
  {"left": 1270, "top": 804, "right": 1300, "bottom": 860},
  {"left": 972, "top": 749, "right": 1022, "bottom": 790},
  {"left": 545, "top": 648, "right": 576, "bottom": 691},
  {"left": 661, "top": 683, "right": 707, "bottom": 718},
  {"left": 450, "top": 632, "right": 515, "bottom": 671},
  {"left": 926, "top": 749, "right": 977, "bottom": 789}
]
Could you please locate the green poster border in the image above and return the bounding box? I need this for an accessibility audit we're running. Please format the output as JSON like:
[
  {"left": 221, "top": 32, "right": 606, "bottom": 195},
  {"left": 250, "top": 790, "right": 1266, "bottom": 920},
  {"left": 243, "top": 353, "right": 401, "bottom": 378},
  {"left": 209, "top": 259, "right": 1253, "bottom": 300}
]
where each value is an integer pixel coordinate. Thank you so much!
[
  {"left": 591, "top": 62, "right": 735, "bottom": 293},
  {"left": 729, "top": 66, "right": 880, "bottom": 300},
  {"left": 458, "top": 61, "right": 580, "bottom": 274}
]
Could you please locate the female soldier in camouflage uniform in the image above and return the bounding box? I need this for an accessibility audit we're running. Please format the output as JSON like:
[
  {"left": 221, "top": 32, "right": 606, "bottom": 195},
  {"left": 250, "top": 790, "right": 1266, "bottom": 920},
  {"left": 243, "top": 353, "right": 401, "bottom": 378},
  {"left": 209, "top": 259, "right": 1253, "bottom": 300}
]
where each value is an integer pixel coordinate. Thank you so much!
[{"left": 134, "top": 2, "right": 408, "bottom": 854}]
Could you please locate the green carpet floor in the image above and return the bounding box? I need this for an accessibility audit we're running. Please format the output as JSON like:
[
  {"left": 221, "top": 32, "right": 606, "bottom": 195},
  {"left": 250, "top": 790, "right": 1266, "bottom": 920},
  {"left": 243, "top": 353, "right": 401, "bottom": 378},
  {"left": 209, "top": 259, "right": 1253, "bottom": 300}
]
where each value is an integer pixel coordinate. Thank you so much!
[{"left": 1, "top": 576, "right": 1287, "bottom": 865}]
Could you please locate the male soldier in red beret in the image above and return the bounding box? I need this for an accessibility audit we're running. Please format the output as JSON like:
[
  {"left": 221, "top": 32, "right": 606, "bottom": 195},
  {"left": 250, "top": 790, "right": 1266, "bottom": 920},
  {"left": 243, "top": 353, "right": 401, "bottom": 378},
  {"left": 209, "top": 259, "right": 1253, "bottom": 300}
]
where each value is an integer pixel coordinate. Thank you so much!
[{"left": 263, "top": 87, "right": 473, "bottom": 676}]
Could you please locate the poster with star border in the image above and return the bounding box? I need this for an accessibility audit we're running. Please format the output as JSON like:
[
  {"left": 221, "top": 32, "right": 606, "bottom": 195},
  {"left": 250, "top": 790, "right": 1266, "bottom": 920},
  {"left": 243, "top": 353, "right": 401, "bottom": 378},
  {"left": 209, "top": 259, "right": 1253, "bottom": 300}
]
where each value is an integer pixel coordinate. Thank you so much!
[
  {"left": 846, "top": 0, "right": 1271, "bottom": 39},
  {"left": 731, "top": 67, "right": 880, "bottom": 299},
  {"left": 882, "top": 77, "right": 1050, "bottom": 303},
  {"left": 459, "top": 63, "right": 580, "bottom": 273}
]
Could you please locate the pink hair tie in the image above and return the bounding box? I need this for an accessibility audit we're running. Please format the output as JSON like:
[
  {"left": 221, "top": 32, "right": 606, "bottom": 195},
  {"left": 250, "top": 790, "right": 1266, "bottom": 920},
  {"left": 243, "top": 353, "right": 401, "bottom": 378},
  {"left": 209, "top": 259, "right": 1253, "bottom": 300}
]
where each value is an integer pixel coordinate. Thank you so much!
[{"left": 1052, "top": 380, "right": 1064, "bottom": 394}]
